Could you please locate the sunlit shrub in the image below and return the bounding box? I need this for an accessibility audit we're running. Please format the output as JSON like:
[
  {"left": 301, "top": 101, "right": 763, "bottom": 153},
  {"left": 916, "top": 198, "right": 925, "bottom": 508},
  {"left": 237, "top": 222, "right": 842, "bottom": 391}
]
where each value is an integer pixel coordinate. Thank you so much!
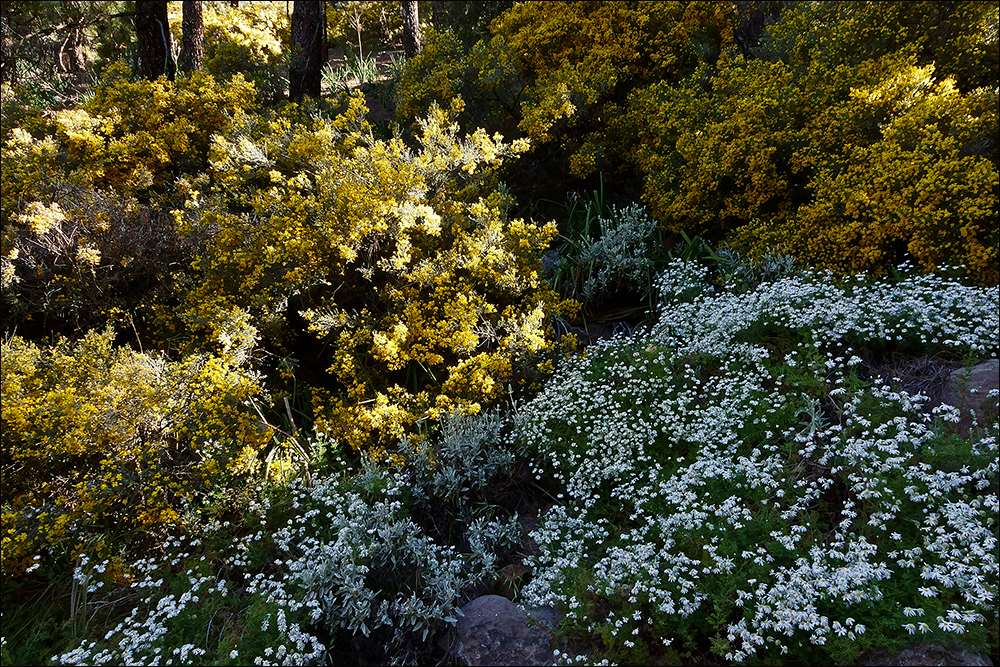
[
  {"left": 59, "top": 63, "right": 256, "bottom": 193},
  {"left": 161, "top": 94, "right": 570, "bottom": 455},
  {"left": 394, "top": 29, "right": 524, "bottom": 140},
  {"left": 492, "top": 0, "right": 733, "bottom": 178},
  {"left": 0, "top": 328, "right": 269, "bottom": 577},
  {"left": 170, "top": 1, "right": 290, "bottom": 102},
  {"left": 629, "top": 47, "right": 998, "bottom": 285}
]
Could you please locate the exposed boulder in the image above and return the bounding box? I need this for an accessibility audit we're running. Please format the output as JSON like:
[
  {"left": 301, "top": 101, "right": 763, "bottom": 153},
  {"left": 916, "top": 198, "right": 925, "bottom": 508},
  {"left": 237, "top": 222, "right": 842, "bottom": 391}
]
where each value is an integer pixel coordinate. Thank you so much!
[
  {"left": 940, "top": 358, "right": 999, "bottom": 433},
  {"left": 446, "top": 594, "right": 557, "bottom": 666},
  {"left": 857, "top": 643, "right": 994, "bottom": 666}
]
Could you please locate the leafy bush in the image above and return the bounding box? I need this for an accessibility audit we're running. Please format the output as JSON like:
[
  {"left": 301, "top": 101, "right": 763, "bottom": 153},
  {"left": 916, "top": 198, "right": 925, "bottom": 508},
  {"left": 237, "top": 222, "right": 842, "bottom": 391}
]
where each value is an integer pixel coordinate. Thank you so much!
[
  {"left": 73, "top": 64, "right": 257, "bottom": 192},
  {"left": 492, "top": 0, "right": 733, "bottom": 179},
  {"left": 549, "top": 202, "right": 661, "bottom": 304},
  {"left": 625, "top": 4, "right": 998, "bottom": 285},
  {"left": 1, "top": 328, "right": 269, "bottom": 578},
  {"left": 51, "top": 411, "right": 523, "bottom": 666},
  {"left": 516, "top": 258, "right": 998, "bottom": 664},
  {"left": 161, "top": 94, "right": 570, "bottom": 456}
]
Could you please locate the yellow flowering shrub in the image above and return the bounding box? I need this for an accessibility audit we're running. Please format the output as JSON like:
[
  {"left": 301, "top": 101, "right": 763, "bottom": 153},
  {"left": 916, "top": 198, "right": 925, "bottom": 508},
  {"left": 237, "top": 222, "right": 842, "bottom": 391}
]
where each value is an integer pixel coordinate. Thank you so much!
[
  {"left": 164, "top": 95, "right": 570, "bottom": 454},
  {"left": 2, "top": 67, "right": 257, "bottom": 334},
  {"left": 738, "top": 65, "right": 998, "bottom": 284},
  {"left": 769, "top": 0, "right": 998, "bottom": 92},
  {"left": 394, "top": 29, "right": 524, "bottom": 139},
  {"left": 168, "top": 0, "right": 290, "bottom": 101},
  {"left": 58, "top": 63, "right": 256, "bottom": 193},
  {"left": 394, "top": 2, "right": 733, "bottom": 195},
  {"left": 0, "top": 328, "right": 269, "bottom": 577},
  {"left": 491, "top": 0, "right": 733, "bottom": 178},
  {"left": 625, "top": 2, "right": 998, "bottom": 285}
]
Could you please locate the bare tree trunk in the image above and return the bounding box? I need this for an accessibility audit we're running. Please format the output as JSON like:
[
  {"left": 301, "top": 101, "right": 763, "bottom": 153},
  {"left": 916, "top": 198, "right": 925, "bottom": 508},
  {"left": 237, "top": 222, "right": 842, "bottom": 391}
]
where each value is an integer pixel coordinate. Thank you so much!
[
  {"left": 430, "top": 1, "right": 448, "bottom": 30},
  {"left": 136, "top": 0, "right": 174, "bottom": 80},
  {"left": 0, "top": 4, "right": 12, "bottom": 85},
  {"left": 182, "top": 0, "right": 205, "bottom": 73},
  {"left": 401, "top": 0, "right": 421, "bottom": 57},
  {"left": 289, "top": 0, "right": 324, "bottom": 101}
]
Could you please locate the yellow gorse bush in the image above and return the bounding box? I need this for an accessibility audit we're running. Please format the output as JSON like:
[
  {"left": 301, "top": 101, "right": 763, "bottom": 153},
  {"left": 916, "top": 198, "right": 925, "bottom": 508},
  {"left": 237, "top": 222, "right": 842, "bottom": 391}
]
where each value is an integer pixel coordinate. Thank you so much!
[
  {"left": 163, "top": 94, "right": 570, "bottom": 455},
  {"left": 0, "top": 328, "right": 269, "bottom": 577},
  {"left": 627, "top": 38, "right": 998, "bottom": 285},
  {"left": 2, "top": 66, "right": 256, "bottom": 334},
  {"left": 57, "top": 63, "right": 256, "bottom": 193},
  {"left": 493, "top": 0, "right": 733, "bottom": 178}
]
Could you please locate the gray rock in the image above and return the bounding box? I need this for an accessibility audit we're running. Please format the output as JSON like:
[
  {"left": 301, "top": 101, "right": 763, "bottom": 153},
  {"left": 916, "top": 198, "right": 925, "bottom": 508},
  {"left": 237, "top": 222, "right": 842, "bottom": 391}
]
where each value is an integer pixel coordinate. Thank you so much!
[
  {"left": 940, "top": 359, "right": 999, "bottom": 433},
  {"left": 857, "top": 643, "right": 994, "bottom": 666},
  {"left": 525, "top": 605, "right": 561, "bottom": 631},
  {"left": 448, "top": 595, "right": 556, "bottom": 666}
]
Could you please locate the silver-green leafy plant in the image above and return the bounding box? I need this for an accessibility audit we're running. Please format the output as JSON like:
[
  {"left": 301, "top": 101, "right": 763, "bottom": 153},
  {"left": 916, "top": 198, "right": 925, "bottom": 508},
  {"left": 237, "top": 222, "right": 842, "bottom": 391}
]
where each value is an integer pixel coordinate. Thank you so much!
[
  {"left": 550, "top": 202, "right": 660, "bottom": 303},
  {"left": 53, "top": 411, "right": 523, "bottom": 666}
]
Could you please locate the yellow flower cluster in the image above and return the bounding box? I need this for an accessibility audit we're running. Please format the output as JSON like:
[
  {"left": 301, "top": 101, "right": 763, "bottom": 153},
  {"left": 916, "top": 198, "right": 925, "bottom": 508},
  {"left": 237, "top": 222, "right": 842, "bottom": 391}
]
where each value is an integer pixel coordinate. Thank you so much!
[
  {"left": 0, "top": 328, "right": 269, "bottom": 577},
  {"left": 630, "top": 46, "right": 997, "bottom": 285},
  {"left": 494, "top": 1, "right": 734, "bottom": 177},
  {"left": 166, "top": 95, "right": 570, "bottom": 456},
  {"left": 56, "top": 63, "right": 256, "bottom": 193}
]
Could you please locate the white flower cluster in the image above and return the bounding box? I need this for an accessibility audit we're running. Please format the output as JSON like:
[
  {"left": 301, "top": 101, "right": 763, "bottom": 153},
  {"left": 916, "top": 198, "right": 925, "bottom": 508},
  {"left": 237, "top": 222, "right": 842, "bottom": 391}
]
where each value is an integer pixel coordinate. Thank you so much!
[
  {"left": 652, "top": 262, "right": 997, "bottom": 358},
  {"left": 54, "top": 412, "right": 522, "bottom": 666},
  {"left": 516, "top": 260, "right": 998, "bottom": 662}
]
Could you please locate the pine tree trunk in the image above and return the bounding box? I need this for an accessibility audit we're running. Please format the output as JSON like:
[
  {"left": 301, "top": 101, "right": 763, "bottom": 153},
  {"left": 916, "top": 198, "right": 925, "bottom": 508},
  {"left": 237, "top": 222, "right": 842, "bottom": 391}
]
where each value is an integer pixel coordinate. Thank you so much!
[
  {"left": 430, "top": 1, "right": 448, "bottom": 30},
  {"left": 401, "top": 0, "right": 421, "bottom": 57},
  {"left": 181, "top": 0, "right": 205, "bottom": 73},
  {"left": 136, "top": 0, "right": 174, "bottom": 80},
  {"left": 289, "top": 0, "right": 324, "bottom": 101},
  {"left": 1, "top": 4, "right": 15, "bottom": 85}
]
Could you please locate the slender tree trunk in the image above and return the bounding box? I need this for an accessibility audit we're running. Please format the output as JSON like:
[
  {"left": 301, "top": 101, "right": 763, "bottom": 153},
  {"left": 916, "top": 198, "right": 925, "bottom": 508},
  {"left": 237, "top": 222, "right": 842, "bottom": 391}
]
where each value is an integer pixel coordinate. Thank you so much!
[
  {"left": 289, "top": 0, "right": 324, "bottom": 101},
  {"left": 430, "top": 1, "right": 448, "bottom": 30},
  {"left": 401, "top": 0, "right": 421, "bottom": 57},
  {"left": 0, "top": 4, "right": 11, "bottom": 85},
  {"left": 136, "top": 0, "right": 174, "bottom": 80},
  {"left": 182, "top": 0, "right": 205, "bottom": 73}
]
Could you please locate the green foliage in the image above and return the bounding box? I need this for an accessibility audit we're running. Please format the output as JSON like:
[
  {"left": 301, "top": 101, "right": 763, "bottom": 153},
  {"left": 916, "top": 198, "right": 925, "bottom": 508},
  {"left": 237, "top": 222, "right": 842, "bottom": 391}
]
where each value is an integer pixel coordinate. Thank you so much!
[
  {"left": 1, "top": 1, "right": 133, "bottom": 105},
  {"left": 322, "top": 53, "right": 383, "bottom": 93},
  {"left": 431, "top": 1, "right": 514, "bottom": 48},
  {"left": 328, "top": 1, "right": 410, "bottom": 58},
  {"left": 549, "top": 201, "right": 661, "bottom": 305}
]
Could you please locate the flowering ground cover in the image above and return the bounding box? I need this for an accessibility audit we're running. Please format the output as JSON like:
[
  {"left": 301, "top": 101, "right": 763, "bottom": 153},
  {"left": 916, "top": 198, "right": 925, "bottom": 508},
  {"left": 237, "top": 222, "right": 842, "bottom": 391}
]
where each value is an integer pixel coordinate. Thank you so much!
[
  {"left": 517, "top": 260, "right": 998, "bottom": 664},
  {"left": 7, "top": 257, "right": 992, "bottom": 666}
]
